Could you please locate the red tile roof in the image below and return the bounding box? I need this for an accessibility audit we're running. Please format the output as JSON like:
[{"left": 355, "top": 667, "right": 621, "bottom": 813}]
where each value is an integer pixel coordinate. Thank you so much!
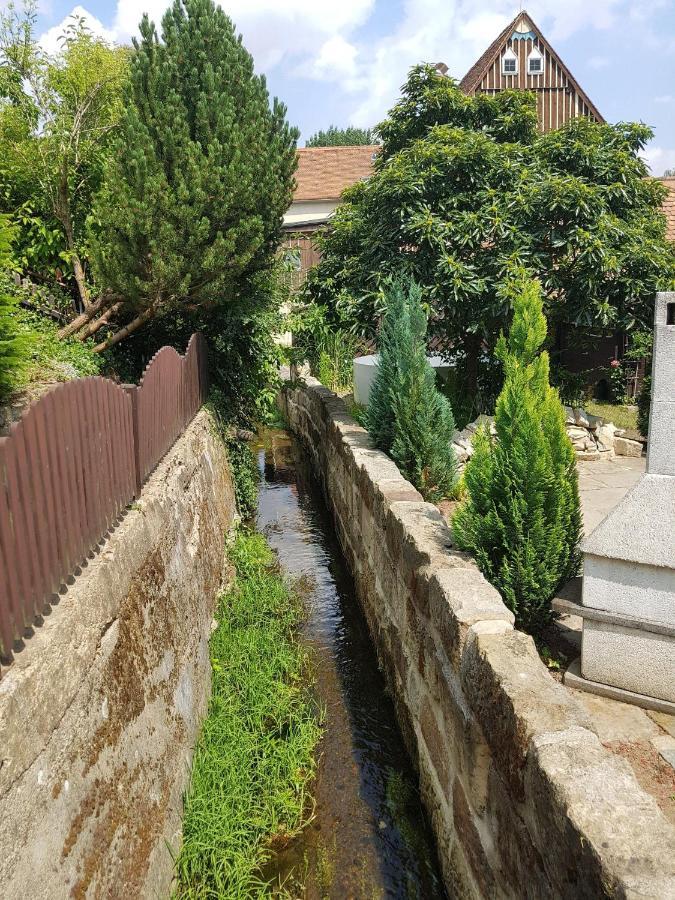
[
  {"left": 659, "top": 178, "right": 675, "bottom": 242},
  {"left": 294, "top": 145, "right": 378, "bottom": 201}
]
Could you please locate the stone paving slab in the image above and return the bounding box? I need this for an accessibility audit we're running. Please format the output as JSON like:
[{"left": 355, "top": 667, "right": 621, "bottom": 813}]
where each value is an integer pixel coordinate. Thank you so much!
[{"left": 577, "top": 456, "right": 644, "bottom": 533}]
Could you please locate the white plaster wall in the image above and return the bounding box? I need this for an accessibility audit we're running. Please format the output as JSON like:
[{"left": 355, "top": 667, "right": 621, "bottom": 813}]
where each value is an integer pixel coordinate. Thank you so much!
[{"left": 283, "top": 199, "right": 337, "bottom": 226}]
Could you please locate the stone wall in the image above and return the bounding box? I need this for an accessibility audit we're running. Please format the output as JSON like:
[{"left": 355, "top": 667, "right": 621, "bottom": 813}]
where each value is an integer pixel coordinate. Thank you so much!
[
  {"left": 0, "top": 408, "right": 235, "bottom": 900},
  {"left": 280, "top": 378, "right": 675, "bottom": 899}
]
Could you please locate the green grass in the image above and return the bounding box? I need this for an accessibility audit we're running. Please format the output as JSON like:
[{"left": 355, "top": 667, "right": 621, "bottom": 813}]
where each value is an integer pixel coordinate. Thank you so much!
[
  {"left": 585, "top": 401, "right": 638, "bottom": 433},
  {"left": 5, "top": 306, "right": 102, "bottom": 399},
  {"left": 175, "top": 530, "right": 322, "bottom": 899}
]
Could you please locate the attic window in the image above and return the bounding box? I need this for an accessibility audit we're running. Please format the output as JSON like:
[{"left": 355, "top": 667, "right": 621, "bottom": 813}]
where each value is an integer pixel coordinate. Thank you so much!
[
  {"left": 502, "top": 49, "right": 518, "bottom": 75},
  {"left": 528, "top": 48, "right": 543, "bottom": 74}
]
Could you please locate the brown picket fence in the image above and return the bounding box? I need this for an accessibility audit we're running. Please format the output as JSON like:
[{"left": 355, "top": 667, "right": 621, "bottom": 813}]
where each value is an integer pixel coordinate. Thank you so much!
[{"left": 0, "top": 334, "right": 208, "bottom": 665}]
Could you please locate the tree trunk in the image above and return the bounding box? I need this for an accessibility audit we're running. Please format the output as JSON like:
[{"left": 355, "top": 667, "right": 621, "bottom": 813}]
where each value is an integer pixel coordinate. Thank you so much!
[
  {"left": 76, "top": 302, "right": 123, "bottom": 340},
  {"left": 465, "top": 333, "right": 481, "bottom": 399},
  {"left": 58, "top": 293, "right": 115, "bottom": 339},
  {"left": 93, "top": 305, "right": 156, "bottom": 353},
  {"left": 55, "top": 165, "right": 91, "bottom": 310}
]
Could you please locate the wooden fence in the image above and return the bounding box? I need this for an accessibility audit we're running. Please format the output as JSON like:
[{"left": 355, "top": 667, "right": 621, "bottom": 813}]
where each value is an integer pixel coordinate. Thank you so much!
[{"left": 0, "top": 333, "right": 208, "bottom": 664}]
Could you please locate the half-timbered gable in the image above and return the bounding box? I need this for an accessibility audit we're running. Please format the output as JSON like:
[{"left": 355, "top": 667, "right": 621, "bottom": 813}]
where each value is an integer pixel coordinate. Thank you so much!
[{"left": 459, "top": 11, "right": 604, "bottom": 132}]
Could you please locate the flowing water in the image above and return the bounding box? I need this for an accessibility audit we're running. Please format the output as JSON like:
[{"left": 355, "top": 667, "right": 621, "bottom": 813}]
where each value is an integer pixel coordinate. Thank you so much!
[{"left": 254, "top": 428, "right": 447, "bottom": 900}]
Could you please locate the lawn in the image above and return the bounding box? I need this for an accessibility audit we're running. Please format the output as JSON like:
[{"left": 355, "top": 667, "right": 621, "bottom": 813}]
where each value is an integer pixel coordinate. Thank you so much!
[{"left": 585, "top": 401, "right": 639, "bottom": 434}]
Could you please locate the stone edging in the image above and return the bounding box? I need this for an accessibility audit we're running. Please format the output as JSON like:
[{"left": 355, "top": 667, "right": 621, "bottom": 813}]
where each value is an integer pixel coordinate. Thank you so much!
[{"left": 280, "top": 377, "right": 675, "bottom": 899}]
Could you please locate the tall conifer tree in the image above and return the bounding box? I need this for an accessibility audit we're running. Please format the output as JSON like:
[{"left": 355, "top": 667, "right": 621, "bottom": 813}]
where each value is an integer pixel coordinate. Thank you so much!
[
  {"left": 366, "top": 278, "right": 457, "bottom": 502},
  {"left": 90, "top": 0, "right": 298, "bottom": 349},
  {"left": 453, "top": 278, "right": 582, "bottom": 633}
]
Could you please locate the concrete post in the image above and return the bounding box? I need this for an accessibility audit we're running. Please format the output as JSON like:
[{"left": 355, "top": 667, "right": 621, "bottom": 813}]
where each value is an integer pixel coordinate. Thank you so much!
[
  {"left": 646, "top": 292, "right": 675, "bottom": 476},
  {"left": 563, "top": 293, "right": 675, "bottom": 713}
]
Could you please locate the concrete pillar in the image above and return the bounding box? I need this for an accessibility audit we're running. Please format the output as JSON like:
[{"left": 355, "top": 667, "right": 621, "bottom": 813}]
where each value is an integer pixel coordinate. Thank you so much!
[
  {"left": 564, "top": 293, "right": 675, "bottom": 713},
  {"left": 646, "top": 292, "right": 675, "bottom": 476}
]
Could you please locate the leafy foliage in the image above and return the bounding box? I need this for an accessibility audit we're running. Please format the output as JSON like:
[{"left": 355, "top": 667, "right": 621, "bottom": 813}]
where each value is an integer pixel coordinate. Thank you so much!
[
  {"left": 366, "top": 278, "right": 457, "bottom": 502},
  {"left": 225, "top": 437, "right": 260, "bottom": 521},
  {"left": 453, "top": 278, "right": 582, "bottom": 633},
  {"left": 0, "top": 217, "right": 26, "bottom": 398},
  {"left": 305, "top": 125, "right": 374, "bottom": 147},
  {"left": 90, "top": 0, "right": 298, "bottom": 344},
  {"left": 176, "top": 529, "right": 321, "bottom": 897},
  {"left": 0, "top": 4, "right": 128, "bottom": 306},
  {"left": 305, "top": 64, "right": 675, "bottom": 399},
  {"left": 637, "top": 375, "right": 651, "bottom": 437},
  {"left": 288, "top": 301, "right": 363, "bottom": 392}
]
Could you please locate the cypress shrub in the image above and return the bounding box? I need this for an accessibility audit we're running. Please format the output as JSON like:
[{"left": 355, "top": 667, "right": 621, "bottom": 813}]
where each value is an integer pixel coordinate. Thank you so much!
[
  {"left": 366, "top": 278, "right": 457, "bottom": 502},
  {"left": 453, "top": 279, "right": 582, "bottom": 633}
]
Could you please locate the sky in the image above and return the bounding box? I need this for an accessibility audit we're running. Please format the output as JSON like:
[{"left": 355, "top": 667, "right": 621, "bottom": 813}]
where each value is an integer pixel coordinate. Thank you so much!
[{"left": 35, "top": 0, "right": 675, "bottom": 174}]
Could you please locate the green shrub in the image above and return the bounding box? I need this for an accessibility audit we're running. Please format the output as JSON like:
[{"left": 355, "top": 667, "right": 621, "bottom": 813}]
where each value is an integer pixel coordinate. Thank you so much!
[
  {"left": 207, "top": 388, "right": 260, "bottom": 520},
  {"left": 0, "top": 220, "right": 26, "bottom": 400},
  {"left": 366, "top": 278, "right": 457, "bottom": 502},
  {"left": 637, "top": 374, "right": 651, "bottom": 437},
  {"left": 453, "top": 279, "right": 582, "bottom": 634},
  {"left": 290, "top": 302, "right": 361, "bottom": 392},
  {"left": 225, "top": 438, "right": 259, "bottom": 521}
]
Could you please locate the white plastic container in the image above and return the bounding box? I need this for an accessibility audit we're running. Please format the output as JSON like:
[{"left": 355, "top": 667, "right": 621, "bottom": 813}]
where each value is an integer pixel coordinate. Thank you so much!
[{"left": 353, "top": 354, "right": 452, "bottom": 405}]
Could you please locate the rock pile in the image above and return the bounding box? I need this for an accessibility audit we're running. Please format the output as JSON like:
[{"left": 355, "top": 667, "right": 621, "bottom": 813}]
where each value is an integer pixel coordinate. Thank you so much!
[{"left": 451, "top": 407, "right": 643, "bottom": 469}]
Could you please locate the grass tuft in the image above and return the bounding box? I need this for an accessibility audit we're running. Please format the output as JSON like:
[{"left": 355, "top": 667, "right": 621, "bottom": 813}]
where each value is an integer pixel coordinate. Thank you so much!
[{"left": 175, "top": 529, "right": 322, "bottom": 898}]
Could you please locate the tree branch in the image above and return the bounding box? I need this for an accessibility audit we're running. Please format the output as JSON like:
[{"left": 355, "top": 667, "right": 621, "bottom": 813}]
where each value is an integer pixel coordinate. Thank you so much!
[
  {"left": 93, "top": 305, "right": 156, "bottom": 353},
  {"left": 57, "top": 292, "right": 116, "bottom": 338},
  {"left": 76, "top": 301, "right": 123, "bottom": 340}
]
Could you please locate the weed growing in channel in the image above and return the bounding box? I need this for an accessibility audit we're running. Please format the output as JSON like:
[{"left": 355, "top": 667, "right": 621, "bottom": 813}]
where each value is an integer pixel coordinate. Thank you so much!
[{"left": 175, "top": 530, "right": 322, "bottom": 898}]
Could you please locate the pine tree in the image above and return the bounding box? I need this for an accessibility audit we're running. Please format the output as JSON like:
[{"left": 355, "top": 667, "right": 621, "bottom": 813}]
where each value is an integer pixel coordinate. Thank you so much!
[
  {"left": 453, "top": 279, "right": 582, "bottom": 633},
  {"left": 89, "top": 0, "right": 298, "bottom": 350},
  {"left": 366, "top": 278, "right": 457, "bottom": 502}
]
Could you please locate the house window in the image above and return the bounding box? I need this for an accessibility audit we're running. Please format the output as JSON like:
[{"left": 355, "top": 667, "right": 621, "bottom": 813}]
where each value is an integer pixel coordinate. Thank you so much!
[
  {"left": 528, "top": 49, "right": 543, "bottom": 74},
  {"left": 502, "top": 49, "right": 518, "bottom": 75}
]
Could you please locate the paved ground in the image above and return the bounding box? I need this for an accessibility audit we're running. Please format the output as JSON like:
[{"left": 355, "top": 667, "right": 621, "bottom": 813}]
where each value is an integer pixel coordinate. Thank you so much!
[
  {"left": 577, "top": 454, "right": 645, "bottom": 533},
  {"left": 554, "top": 453, "right": 675, "bottom": 825}
]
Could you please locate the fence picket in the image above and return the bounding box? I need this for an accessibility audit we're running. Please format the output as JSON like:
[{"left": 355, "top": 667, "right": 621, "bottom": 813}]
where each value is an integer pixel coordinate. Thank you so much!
[{"left": 0, "top": 334, "right": 206, "bottom": 670}]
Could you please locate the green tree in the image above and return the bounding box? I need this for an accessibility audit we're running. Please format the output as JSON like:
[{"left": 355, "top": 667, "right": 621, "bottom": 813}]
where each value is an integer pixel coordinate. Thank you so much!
[
  {"left": 0, "top": 216, "right": 27, "bottom": 399},
  {"left": 89, "top": 0, "right": 298, "bottom": 352},
  {"left": 0, "top": 3, "right": 128, "bottom": 311},
  {"left": 306, "top": 64, "right": 675, "bottom": 403},
  {"left": 366, "top": 278, "right": 457, "bottom": 502},
  {"left": 453, "top": 278, "right": 582, "bottom": 633},
  {"left": 305, "top": 125, "right": 374, "bottom": 147}
]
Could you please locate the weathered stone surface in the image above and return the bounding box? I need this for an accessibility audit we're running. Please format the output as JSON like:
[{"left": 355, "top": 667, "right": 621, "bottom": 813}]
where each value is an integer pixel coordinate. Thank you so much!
[
  {"left": 526, "top": 728, "right": 675, "bottom": 898},
  {"left": 0, "top": 409, "right": 235, "bottom": 899},
  {"left": 281, "top": 378, "right": 675, "bottom": 900},
  {"left": 452, "top": 777, "right": 496, "bottom": 898},
  {"left": 427, "top": 565, "right": 513, "bottom": 666},
  {"left": 461, "top": 629, "right": 591, "bottom": 798}
]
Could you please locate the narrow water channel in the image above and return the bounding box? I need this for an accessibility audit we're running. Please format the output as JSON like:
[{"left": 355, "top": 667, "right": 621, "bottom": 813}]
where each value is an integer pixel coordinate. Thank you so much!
[{"left": 253, "top": 427, "right": 447, "bottom": 899}]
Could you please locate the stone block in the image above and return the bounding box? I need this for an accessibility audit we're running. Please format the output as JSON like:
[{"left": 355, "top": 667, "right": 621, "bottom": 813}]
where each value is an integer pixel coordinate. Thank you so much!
[
  {"left": 419, "top": 697, "right": 451, "bottom": 796},
  {"left": 614, "top": 435, "right": 643, "bottom": 458},
  {"left": 582, "top": 619, "right": 675, "bottom": 704},
  {"left": 462, "top": 629, "right": 591, "bottom": 799},
  {"left": 525, "top": 728, "right": 675, "bottom": 899},
  {"left": 427, "top": 566, "right": 513, "bottom": 667},
  {"left": 452, "top": 777, "right": 496, "bottom": 898}
]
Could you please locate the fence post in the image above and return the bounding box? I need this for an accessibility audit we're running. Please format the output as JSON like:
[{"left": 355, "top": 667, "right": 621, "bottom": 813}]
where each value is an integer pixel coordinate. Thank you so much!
[{"left": 123, "top": 384, "right": 142, "bottom": 498}]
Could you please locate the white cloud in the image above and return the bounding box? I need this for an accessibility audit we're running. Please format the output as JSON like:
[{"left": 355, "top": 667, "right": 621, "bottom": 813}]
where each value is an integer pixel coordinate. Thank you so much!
[
  {"left": 39, "top": 5, "right": 116, "bottom": 54},
  {"left": 655, "top": 95, "right": 674, "bottom": 104},
  {"left": 641, "top": 145, "right": 675, "bottom": 176},
  {"left": 310, "top": 35, "right": 359, "bottom": 82},
  {"left": 41, "top": 0, "right": 375, "bottom": 70}
]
